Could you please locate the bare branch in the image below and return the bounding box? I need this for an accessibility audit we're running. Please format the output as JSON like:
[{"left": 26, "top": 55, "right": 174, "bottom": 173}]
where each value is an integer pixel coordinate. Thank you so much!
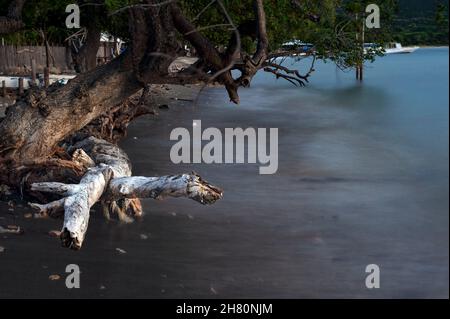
[
  {"left": 263, "top": 67, "right": 303, "bottom": 86},
  {"left": 263, "top": 55, "right": 316, "bottom": 86}
]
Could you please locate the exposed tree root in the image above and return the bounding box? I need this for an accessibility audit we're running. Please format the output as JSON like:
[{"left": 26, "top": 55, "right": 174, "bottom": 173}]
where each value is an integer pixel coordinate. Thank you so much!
[{"left": 29, "top": 137, "right": 223, "bottom": 250}]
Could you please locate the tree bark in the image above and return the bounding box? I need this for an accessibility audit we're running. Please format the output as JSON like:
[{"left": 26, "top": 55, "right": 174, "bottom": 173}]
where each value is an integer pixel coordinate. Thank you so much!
[
  {"left": 0, "top": 55, "right": 144, "bottom": 163},
  {"left": 72, "top": 24, "right": 101, "bottom": 73}
]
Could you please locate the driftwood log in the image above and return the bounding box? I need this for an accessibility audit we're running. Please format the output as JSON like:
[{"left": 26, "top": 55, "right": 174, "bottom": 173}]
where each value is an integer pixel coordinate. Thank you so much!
[{"left": 29, "top": 137, "right": 223, "bottom": 250}]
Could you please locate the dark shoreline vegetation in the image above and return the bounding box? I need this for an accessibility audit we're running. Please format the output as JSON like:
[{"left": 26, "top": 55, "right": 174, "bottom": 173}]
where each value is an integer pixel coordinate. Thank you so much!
[
  {"left": 393, "top": 0, "right": 449, "bottom": 46},
  {"left": 0, "top": 0, "right": 448, "bottom": 47}
]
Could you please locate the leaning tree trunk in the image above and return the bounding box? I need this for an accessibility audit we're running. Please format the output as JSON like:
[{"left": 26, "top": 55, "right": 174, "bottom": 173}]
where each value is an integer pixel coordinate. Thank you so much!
[
  {"left": 0, "top": 55, "right": 141, "bottom": 165},
  {"left": 72, "top": 24, "right": 101, "bottom": 73},
  {"left": 70, "top": 0, "right": 104, "bottom": 73}
]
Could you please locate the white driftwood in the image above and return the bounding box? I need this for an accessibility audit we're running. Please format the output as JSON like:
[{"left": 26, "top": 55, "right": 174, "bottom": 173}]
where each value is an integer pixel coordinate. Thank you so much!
[
  {"left": 108, "top": 174, "right": 224, "bottom": 205},
  {"left": 28, "top": 198, "right": 65, "bottom": 217},
  {"left": 31, "top": 164, "right": 113, "bottom": 249},
  {"left": 29, "top": 137, "right": 223, "bottom": 250}
]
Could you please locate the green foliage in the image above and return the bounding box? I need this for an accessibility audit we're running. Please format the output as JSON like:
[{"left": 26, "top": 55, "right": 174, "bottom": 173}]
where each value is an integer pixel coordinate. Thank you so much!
[
  {"left": 0, "top": 0, "right": 73, "bottom": 44},
  {"left": 1, "top": 0, "right": 418, "bottom": 69},
  {"left": 393, "top": 0, "right": 449, "bottom": 45},
  {"left": 180, "top": 0, "right": 338, "bottom": 52}
]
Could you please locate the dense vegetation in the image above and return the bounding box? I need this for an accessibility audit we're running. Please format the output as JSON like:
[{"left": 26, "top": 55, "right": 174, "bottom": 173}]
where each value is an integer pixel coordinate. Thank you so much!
[
  {"left": 1, "top": 0, "right": 448, "bottom": 47},
  {"left": 393, "top": 0, "right": 449, "bottom": 45}
]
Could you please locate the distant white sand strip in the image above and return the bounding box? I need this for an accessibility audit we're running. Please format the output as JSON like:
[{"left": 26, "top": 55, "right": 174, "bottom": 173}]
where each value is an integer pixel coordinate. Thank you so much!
[{"left": 0, "top": 74, "right": 77, "bottom": 89}]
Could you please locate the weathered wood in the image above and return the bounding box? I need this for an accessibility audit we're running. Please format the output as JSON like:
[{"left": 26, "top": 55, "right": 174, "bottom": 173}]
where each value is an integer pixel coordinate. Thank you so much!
[
  {"left": 0, "top": 45, "right": 75, "bottom": 74},
  {"left": 107, "top": 174, "right": 223, "bottom": 205},
  {"left": 0, "top": 56, "right": 142, "bottom": 163},
  {"left": 29, "top": 137, "right": 223, "bottom": 249},
  {"left": 72, "top": 20, "right": 101, "bottom": 73}
]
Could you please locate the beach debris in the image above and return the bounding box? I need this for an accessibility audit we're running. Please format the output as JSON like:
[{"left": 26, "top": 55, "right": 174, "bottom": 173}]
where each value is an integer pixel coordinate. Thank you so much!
[
  {"left": 116, "top": 248, "right": 127, "bottom": 254},
  {"left": 24, "top": 213, "right": 33, "bottom": 219},
  {"left": 0, "top": 225, "right": 23, "bottom": 234},
  {"left": 99, "top": 285, "right": 106, "bottom": 290},
  {"left": 139, "top": 234, "right": 148, "bottom": 240},
  {"left": 187, "top": 214, "right": 194, "bottom": 220},
  {"left": 210, "top": 286, "right": 218, "bottom": 295},
  {"left": 48, "top": 230, "right": 62, "bottom": 238},
  {"left": 29, "top": 138, "right": 222, "bottom": 250},
  {"left": 48, "top": 274, "right": 60, "bottom": 281},
  {"left": 0, "top": 246, "right": 5, "bottom": 253}
]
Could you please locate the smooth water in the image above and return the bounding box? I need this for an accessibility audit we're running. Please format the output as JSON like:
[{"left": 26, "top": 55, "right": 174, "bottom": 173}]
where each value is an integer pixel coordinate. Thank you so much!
[{"left": 0, "top": 48, "right": 448, "bottom": 298}]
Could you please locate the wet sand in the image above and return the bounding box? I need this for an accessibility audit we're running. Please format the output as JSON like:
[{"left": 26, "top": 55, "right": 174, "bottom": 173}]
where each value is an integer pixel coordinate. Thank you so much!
[{"left": 0, "top": 48, "right": 448, "bottom": 298}]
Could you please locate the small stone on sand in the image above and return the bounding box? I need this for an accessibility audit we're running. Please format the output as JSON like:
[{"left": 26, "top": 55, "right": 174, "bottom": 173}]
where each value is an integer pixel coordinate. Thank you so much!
[{"left": 49, "top": 274, "right": 60, "bottom": 281}]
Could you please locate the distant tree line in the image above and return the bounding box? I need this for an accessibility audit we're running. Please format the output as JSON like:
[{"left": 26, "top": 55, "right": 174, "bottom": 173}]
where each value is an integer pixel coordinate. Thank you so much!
[{"left": 392, "top": 0, "right": 449, "bottom": 45}]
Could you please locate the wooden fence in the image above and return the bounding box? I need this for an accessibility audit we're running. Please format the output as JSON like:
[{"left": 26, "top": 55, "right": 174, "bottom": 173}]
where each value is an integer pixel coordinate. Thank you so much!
[
  {"left": 0, "top": 45, "right": 74, "bottom": 75},
  {"left": 0, "top": 43, "right": 116, "bottom": 75}
]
